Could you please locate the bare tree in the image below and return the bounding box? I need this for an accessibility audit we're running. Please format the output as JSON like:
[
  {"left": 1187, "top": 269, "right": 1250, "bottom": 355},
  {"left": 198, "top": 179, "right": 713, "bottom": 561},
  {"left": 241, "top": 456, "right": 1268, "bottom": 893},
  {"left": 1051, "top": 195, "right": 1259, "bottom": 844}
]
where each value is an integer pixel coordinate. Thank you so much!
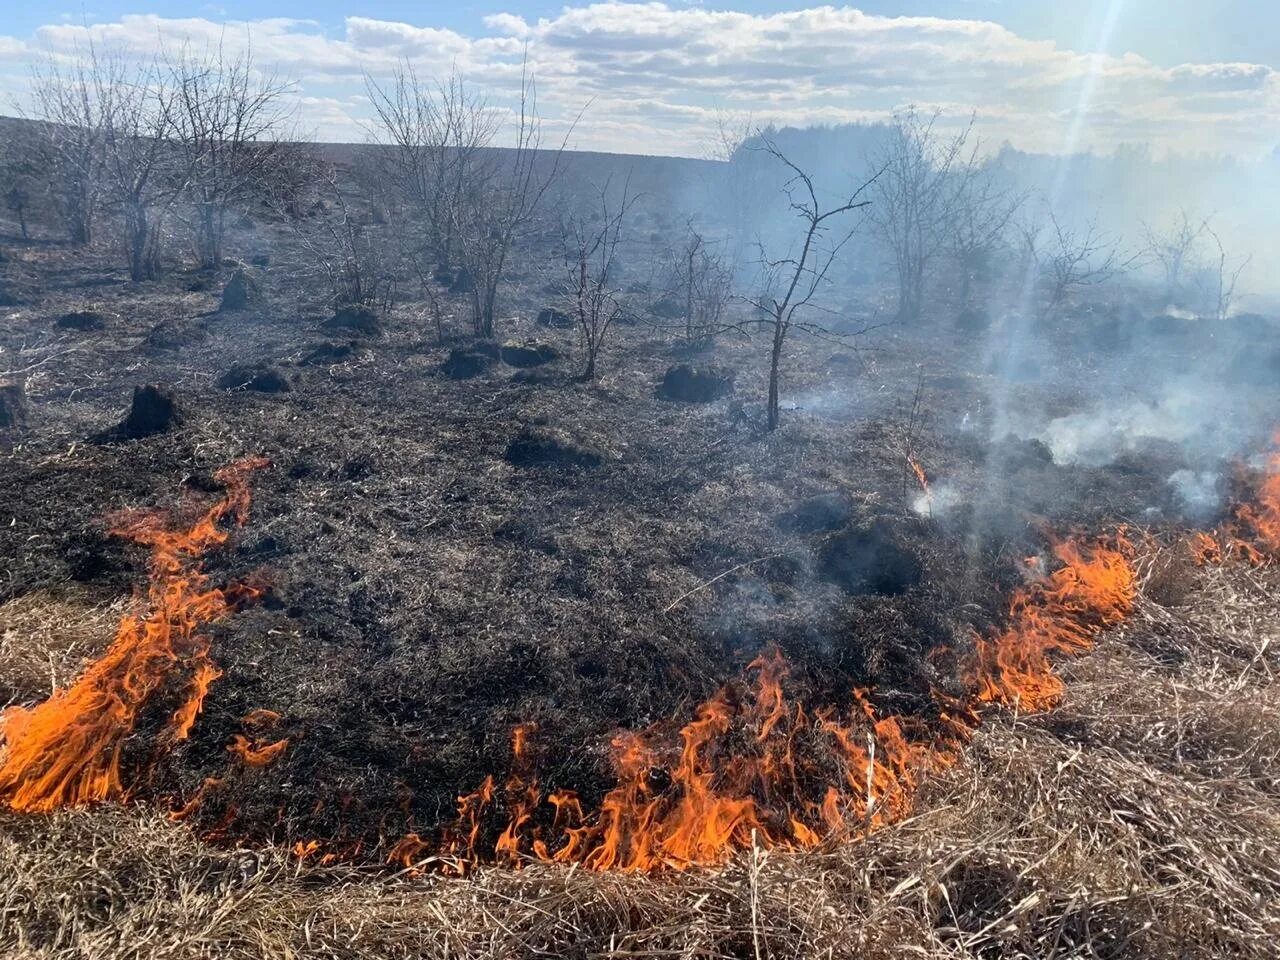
[
  {"left": 365, "top": 63, "right": 498, "bottom": 278},
  {"left": 1201, "top": 224, "right": 1250, "bottom": 322},
  {"left": 454, "top": 64, "right": 574, "bottom": 339},
  {"left": 1023, "top": 210, "right": 1126, "bottom": 322},
  {"left": 870, "top": 108, "right": 976, "bottom": 322},
  {"left": 28, "top": 51, "right": 109, "bottom": 244},
  {"left": 707, "top": 111, "right": 768, "bottom": 272},
  {"left": 1141, "top": 208, "right": 1208, "bottom": 305},
  {"left": 284, "top": 165, "right": 397, "bottom": 315},
  {"left": 947, "top": 160, "right": 1024, "bottom": 303},
  {"left": 0, "top": 132, "right": 46, "bottom": 241},
  {"left": 96, "top": 56, "right": 189, "bottom": 281},
  {"left": 258, "top": 141, "right": 326, "bottom": 221},
  {"left": 169, "top": 44, "right": 295, "bottom": 269},
  {"left": 745, "top": 138, "right": 880, "bottom": 431},
  {"left": 558, "top": 176, "right": 638, "bottom": 380},
  {"left": 672, "top": 226, "right": 733, "bottom": 344}
]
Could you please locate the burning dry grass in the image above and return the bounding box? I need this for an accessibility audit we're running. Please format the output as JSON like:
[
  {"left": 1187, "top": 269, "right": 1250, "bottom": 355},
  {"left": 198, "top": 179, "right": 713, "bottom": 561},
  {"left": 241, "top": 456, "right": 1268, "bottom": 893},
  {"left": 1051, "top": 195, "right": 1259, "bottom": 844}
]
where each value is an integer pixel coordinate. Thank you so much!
[{"left": 2, "top": 543, "right": 1278, "bottom": 958}]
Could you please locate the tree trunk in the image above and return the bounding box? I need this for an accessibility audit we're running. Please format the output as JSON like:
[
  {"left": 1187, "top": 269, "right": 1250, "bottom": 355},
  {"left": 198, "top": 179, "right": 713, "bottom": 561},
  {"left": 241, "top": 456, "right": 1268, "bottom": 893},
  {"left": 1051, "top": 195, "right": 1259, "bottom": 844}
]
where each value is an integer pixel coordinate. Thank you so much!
[
  {"left": 197, "top": 202, "right": 221, "bottom": 270},
  {"left": 766, "top": 318, "right": 784, "bottom": 431},
  {"left": 126, "top": 203, "right": 157, "bottom": 282}
]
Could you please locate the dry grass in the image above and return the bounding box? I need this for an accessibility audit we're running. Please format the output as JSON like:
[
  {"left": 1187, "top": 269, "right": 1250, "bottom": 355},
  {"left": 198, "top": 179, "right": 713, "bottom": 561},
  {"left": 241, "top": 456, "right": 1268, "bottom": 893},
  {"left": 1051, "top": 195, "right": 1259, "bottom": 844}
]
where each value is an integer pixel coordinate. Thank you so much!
[
  {"left": 2, "top": 546, "right": 1279, "bottom": 959},
  {"left": 0, "top": 590, "right": 125, "bottom": 707}
]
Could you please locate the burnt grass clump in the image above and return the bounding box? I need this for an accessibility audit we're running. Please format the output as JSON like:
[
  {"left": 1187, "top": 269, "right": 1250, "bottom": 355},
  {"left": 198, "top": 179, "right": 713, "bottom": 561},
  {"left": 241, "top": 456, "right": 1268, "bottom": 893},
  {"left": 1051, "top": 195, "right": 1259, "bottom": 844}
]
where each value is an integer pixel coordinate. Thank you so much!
[{"left": 0, "top": 196, "right": 1276, "bottom": 861}]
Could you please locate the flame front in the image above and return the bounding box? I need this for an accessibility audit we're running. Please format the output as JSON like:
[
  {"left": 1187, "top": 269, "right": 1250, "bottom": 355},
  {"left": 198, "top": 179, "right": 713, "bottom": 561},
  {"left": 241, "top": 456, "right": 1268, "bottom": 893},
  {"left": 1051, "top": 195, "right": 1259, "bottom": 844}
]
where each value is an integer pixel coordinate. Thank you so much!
[
  {"left": 413, "top": 532, "right": 1136, "bottom": 872},
  {"left": 0, "top": 459, "right": 268, "bottom": 812},
  {"left": 1233, "top": 437, "right": 1280, "bottom": 554},
  {"left": 961, "top": 531, "right": 1135, "bottom": 713},
  {"left": 13, "top": 443, "right": 1280, "bottom": 876}
]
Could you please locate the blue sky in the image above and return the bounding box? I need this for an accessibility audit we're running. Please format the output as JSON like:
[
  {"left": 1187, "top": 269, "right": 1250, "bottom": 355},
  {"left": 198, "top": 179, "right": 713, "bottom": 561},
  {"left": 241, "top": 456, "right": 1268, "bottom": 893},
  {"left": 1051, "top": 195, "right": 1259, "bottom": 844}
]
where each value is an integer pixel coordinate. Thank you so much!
[{"left": 1, "top": 2, "right": 1277, "bottom": 156}]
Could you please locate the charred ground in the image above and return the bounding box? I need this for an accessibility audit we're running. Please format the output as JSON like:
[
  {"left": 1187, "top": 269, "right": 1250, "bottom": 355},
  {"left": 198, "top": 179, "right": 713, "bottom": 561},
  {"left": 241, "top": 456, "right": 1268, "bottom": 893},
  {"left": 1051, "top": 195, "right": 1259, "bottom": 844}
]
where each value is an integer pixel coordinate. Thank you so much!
[{"left": 0, "top": 153, "right": 1276, "bottom": 853}]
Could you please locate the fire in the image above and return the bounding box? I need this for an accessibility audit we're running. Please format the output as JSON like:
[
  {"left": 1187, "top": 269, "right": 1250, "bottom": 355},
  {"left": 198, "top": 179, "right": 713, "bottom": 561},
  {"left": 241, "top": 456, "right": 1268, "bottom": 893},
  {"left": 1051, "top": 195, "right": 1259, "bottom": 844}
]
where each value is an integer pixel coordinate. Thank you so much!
[
  {"left": 16, "top": 439, "right": 1280, "bottom": 876},
  {"left": 907, "top": 454, "right": 932, "bottom": 515},
  {"left": 1189, "top": 532, "right": 1222, "bottom": 566},
  {"left": 961, "top": 531, "right": 1136, "bottom": 713},
  {"left": 0, "top": 458, "right": 268, "bottom": 812},
  {"left": 228, "top": 708, "right": 289, "bottom": 768},
  {"left": 228, "top": 734, "right": 289, "bottom": 768},
  {"left": 384, "top": 531, "right": 1140, "bottom": 873},
  {"left": 1232, "top": 437, "right": 1280, "bottom": 556}
]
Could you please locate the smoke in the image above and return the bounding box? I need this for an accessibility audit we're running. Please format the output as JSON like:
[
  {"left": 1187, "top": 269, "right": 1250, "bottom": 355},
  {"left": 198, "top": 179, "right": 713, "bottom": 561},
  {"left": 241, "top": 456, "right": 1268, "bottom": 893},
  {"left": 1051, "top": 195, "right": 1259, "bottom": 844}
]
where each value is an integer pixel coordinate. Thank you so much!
[
  {"left": 1167, "top": 469, "right": 1222, "bottom": 520},
  {"left": 911, "top": 482, "right": 963, "bottom": 519}
]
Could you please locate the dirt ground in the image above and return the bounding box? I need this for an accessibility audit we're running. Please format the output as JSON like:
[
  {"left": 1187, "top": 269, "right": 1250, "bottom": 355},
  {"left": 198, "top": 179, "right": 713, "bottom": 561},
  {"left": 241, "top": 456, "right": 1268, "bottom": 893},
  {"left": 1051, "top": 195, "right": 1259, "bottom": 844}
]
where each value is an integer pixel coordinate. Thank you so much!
[{"left": 0, "top": 193, "right": 1275, "bottom": 857}]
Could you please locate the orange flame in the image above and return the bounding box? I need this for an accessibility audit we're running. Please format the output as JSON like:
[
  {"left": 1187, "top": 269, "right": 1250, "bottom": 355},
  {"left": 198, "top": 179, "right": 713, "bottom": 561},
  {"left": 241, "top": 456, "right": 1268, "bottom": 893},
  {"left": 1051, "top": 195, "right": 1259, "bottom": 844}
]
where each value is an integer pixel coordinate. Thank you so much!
[
  {"left": 961, "top": 531, "right": 1136, "bottom": 713},
  {"left": 381, "top": 529, "right": 1141, "bottom": 872},
  {"left": 228, "top": 734, "right": 290, "bottom": 768},
  {"left": 908, "top": 455, "right": 932, "bottom": 515},
  {"left": 1189, "top": 532, "right": 1222, "bottom": 566},
  {"left": 1232, "top": 438, "right": 1280, "bottom": 557},
  {"left": 0, "top": 458, "right": 268, "bottom": 812}
]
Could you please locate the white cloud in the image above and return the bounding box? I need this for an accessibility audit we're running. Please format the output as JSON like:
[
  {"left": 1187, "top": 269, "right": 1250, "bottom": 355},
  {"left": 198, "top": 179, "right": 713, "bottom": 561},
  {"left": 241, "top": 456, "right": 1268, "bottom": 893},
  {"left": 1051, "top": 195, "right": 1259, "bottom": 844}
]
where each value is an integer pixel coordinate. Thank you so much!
[{"left": 0, "top": 3, "right": 1275, "bottom": 157}]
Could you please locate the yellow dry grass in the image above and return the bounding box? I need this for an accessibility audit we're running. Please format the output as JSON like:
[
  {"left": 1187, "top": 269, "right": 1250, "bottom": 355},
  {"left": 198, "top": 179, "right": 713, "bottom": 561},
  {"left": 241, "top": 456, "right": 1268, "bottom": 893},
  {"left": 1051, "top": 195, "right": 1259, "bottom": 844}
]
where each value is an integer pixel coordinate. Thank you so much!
[{"left": 0, "top": 589, "right": 126, "bottom": 706}]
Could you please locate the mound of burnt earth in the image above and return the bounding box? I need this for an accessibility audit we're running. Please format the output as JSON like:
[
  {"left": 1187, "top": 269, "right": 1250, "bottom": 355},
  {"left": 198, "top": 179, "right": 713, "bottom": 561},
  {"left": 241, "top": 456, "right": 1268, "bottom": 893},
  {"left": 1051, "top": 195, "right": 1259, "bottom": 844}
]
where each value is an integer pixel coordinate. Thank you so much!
[
  {"left": 56, "top": 309, "right": 112, "bottom": 332},
  {"left": 145, "top": 318, "right": 208, "bottom": 351},
  {"left": 442, "top": 341, "right": 500, "bottom": 379},
  {"left": 0, "top": 381, "right": 28, "bottom": 430},
  {"left": 216, "top": 363, "right": 293, "bottom": 393},
  {"left": 817, "top": 522, "right": 924, "bottom": 596},
  {"left": 504, "top": 424, "right": 608, "bottom": 469},
  {"left": 95, "top": 384, "right": 184, "bottom": 442},
  {"left": 300, "top": 341, "right": 357, "bottom": 366},
  {"left": 218, "top": 267, "right": 265, "bottom": 312},
  {"left": 536, "top": 307, "right": 573, "bottom": 329},
  {"left": 500, "top": 340, "right": 562, "bottom": 368},
  {"left": 659, "top": 363, "right": 735, "bottom": 402},
  {"left": 323, "top": 304, "right": 383, "bottom": 337}
]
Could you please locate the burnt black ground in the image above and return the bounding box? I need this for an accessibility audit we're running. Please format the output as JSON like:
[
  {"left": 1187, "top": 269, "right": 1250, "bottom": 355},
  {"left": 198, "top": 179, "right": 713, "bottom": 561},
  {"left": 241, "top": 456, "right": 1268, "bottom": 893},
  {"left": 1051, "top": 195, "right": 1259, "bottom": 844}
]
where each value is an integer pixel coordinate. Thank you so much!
[{"left": 1, "top": 198, "right": 1275, "bottom": 852}]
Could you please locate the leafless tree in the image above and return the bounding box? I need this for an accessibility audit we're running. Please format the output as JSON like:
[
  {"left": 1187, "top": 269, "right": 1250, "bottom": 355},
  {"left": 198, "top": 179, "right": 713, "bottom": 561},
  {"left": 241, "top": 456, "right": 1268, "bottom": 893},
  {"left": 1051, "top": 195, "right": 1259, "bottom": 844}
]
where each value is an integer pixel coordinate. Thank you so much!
[
  {"left": 671, "top": 226, "right": 733, "bottom": 344},
  {"left": 1201, "top": 224, "right": 1250, "bottom": 322},
  {"left": 96, "top": 57, "right": 191, "bottom": 281},
  {"left": 1141, "top": 208, "right": 1208, "bottom": 305},
  {"left": 28, "top": 50, "right": 110, "bottom": 244},
  {"left": 1023, "top": 210, "right": 1127, "bottom": 321},
  {"left": 707, "top": 112, "right": 768, "bottom": 272},
  {"left": 453, "top": 64, "right": 573, "bottom": 340},
  {"left": 558, "top": 176, "right": 638, "bottom": 380},
  {"left": 258, "top": 141, "right": 326, "bottom": 221},
  {"left": 168, "top": 44, "right": 295, "bottom": 269},
  {"left": 285, "top": 166, "right": 397, "bottom": 314},
  {"left": 365, "top": 63, "right": 498, "bottom": 279},
  {"left": 870, "top": 108, "right": 976, "bottom": 322},
  {"left": 947, "top": 160, "right": 1024, "bottom": 303},
  {"left": 0, "top": 132, "right": 46, "bottom": 241},
  {"left": 744, "top": 138, "right": 881, "bottom": 431}
]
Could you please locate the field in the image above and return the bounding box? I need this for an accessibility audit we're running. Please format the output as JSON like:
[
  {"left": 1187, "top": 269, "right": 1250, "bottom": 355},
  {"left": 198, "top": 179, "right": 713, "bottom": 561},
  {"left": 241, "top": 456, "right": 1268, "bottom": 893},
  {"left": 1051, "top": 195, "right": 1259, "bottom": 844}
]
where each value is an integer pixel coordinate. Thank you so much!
[{"left": 1, "top": 144, "right": 1279, "bottom": 958}]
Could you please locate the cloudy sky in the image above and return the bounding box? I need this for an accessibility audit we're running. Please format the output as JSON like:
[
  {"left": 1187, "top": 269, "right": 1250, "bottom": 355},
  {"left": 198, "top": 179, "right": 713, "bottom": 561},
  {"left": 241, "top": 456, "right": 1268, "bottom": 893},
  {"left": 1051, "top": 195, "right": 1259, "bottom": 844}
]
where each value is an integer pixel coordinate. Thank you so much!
[{"left": 1, "top": 1, "right": 1277, "bottom": 158}]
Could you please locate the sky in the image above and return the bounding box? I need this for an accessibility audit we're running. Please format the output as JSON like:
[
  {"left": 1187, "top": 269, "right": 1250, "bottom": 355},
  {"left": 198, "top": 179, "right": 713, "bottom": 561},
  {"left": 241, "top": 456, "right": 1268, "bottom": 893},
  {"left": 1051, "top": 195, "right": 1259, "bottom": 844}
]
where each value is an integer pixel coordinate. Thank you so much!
[{"left": 1, "top": 1, "right": 1277, "bottom": 157}]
